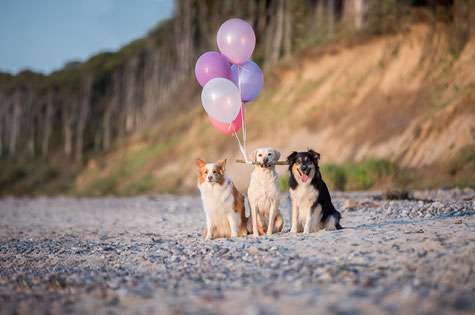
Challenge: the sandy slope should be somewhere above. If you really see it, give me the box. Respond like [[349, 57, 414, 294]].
[[0, 189, 474, 314], [73, 25, 475, 194]]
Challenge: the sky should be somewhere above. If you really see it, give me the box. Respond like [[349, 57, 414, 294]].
[[0, 0, 174, 74]]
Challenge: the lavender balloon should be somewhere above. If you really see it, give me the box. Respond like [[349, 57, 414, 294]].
[[231, 61, 264, 102], [217, 18, 256, 65], [195, 51, 231, 87]]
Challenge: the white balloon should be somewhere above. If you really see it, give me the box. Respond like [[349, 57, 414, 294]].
[[201, 78, 241, 123]]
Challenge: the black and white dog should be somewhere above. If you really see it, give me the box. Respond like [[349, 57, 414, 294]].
[[287, 150, 342, 233]]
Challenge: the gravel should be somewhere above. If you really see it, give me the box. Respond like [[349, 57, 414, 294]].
[[0, 189, 474, 315]]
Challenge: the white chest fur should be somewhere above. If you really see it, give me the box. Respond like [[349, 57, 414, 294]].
[[198, 178, 234, 221], [290, 182, 321, 231], [290, 183, 319, 209], [248, 167, 280, 211]]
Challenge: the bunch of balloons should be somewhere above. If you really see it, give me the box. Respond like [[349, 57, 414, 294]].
[[195, 18, 263, 135]]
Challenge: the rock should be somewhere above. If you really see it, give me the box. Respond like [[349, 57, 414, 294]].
[[384, 190, 413, 200], [248, 246, 259, 254], [343, 199, 358, 210], [417, 250, 428, 257]]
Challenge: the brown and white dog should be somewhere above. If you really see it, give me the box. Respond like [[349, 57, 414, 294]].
[[247, 148, 284, 236], [196, 159, 247, 240]]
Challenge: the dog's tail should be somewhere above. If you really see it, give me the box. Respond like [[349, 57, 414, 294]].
[[336, 212, 344, 230], [244, 194, 253, 234], [244, 194, 251, 218]]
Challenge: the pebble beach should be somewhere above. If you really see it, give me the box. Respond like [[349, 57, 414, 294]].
[[0, 189, 474, 314]]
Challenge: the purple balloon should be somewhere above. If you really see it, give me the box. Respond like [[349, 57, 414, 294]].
[[195, 51, 231, 87], [231, 61, 264, 102], [217, 18, 256, 65]]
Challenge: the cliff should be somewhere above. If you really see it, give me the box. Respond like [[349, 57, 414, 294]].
[[1, 0, 474, 195]]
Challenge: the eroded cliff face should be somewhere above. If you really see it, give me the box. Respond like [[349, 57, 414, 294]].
[[1, 1, 474, 195]]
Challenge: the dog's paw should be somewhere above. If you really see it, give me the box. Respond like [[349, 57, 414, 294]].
[[290, 227, 298, 234]]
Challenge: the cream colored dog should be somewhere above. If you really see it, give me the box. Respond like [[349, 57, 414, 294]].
[[247, 148, 284, 236]]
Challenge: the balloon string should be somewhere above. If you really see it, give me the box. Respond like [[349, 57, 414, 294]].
[[233, 131, 248, 162], [236, 64, 248, 162], [241, 102, 247, 153]]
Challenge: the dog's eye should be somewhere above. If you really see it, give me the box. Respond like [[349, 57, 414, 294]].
[[204, 170, 208, 174], [213, 170, 217, 174], [258, 154, 262, 157], [267, 153, 271, 156]]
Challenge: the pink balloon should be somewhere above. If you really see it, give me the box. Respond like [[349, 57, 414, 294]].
[[208, 107, 245, 135], [195, 51, 231, 87], [217, 18, 256, 65]]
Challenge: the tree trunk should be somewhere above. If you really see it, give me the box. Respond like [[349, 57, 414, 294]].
[[103, 71, 121, 150], [41, 92, 54, 156], [62, 100, 73, 157], [327, 0, 336, 37], [0, 104, 4, 157], [283, 0, 292, 57], [125, 59, 137, 133], [344, 0, 366, 30], [9, 91, 22, 156], [26, 91, 35, 157], [273, 0, 285, 62], [75, 77, 92, 162]]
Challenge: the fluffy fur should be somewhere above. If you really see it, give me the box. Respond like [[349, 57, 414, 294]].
[[247, 148, 284, 236], [196, 159, 247, 239], [287, 150, 342, 233]]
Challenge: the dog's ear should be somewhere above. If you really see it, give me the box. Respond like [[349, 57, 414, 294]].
[[196, 159, 206, 169], [272, 149, 281, 161], [250, 150, 257, 162], [308, 149, 321, 162], [287, 151, 298, 164], [216, 159, 226, 170]]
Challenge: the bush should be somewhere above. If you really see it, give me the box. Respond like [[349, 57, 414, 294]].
[[321, 159, 399, 191], [321, 164, 347, 191], [279, 175, 289, 192]]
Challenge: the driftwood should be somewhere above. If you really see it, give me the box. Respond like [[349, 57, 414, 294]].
[[235, 159, 289, 165]]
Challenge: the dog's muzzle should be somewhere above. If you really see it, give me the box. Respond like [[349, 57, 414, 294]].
[[259, 158, 273, 168], [297, 166, 311, 183], [207, 176, 218, 183]]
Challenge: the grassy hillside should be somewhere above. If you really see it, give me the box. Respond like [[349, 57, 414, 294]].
[[73, 23, 475, 195]]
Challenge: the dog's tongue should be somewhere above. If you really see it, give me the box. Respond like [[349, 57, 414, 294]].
[[301, 174, 309, 183]]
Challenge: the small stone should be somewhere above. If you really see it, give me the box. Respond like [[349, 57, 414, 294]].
[[417, 249, 428, 257], [343, 199, 358, 210], [454, 219, 463, 224], [247, 246, 259, 254]]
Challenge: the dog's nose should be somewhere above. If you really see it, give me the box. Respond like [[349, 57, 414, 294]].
[[263, 157, 268, 164], [301, 165, 308, 171], [207, 176, 213, 181]]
